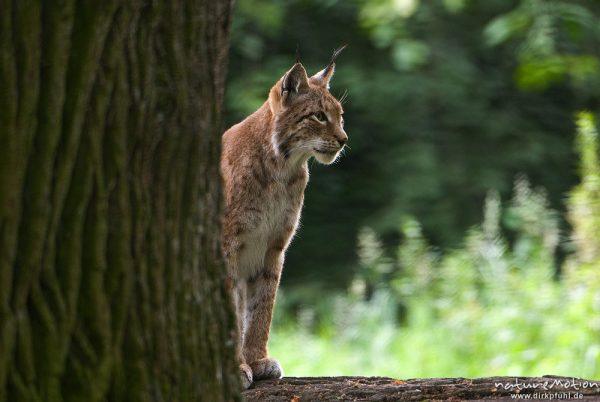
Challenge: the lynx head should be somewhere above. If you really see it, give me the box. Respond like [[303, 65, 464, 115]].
[[268, 46, 348, 165]]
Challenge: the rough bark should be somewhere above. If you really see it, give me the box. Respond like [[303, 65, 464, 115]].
[[244, 376, 600, 401], [0, 1, 239, 401]]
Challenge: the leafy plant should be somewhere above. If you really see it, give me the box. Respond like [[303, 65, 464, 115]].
[[270, 113, 600, 379]]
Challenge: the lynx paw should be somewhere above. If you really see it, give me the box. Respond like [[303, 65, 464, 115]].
[[250, 357, 283, 381], [240, 363, 253, 389]]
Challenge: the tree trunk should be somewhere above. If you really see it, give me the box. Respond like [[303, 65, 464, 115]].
[[244, 376, 600, 401], [0, 1, 239, 401]]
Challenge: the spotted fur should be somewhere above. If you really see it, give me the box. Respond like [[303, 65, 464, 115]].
[[221, 54, 348, 389]]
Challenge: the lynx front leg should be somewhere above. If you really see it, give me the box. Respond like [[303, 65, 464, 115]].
[[243, 248, 284, 381], [232, 279, 253, 388]]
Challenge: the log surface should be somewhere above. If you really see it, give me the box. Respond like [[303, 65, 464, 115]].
[[244, 376, 600, 401]]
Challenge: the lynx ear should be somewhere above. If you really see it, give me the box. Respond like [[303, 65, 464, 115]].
[[281, 63, 309, 104], [310, 44, 347, 89]]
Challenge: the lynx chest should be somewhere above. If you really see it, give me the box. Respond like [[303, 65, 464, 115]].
[[237, 174, 307, 278]]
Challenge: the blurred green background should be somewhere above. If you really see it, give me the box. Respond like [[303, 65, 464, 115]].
[[226, 0, 600, 379]]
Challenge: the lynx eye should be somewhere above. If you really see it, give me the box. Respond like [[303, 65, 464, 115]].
[[312, 111, 328, 123]]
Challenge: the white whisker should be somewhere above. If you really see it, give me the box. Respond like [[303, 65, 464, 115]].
[[339, 89, 349, 105]]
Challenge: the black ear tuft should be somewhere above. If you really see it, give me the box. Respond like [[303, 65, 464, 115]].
[[322, 44, 348, 78], [328, 44, 348, 69], [310, 44, 348, 89]]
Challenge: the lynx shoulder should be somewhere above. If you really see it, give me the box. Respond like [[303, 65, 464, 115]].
[[221, 47, 348, 389]]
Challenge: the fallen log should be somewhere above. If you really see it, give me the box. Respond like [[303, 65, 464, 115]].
[[244, 375, 600, 401]]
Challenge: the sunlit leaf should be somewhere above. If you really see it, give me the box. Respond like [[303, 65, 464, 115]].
[[391, 39, 430, 71], [515, 57, 567, 90], [484, 10, 531, 46], [443, 0, 467, 14]]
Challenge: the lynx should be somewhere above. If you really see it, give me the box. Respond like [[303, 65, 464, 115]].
[[221, 47, 348, 389]]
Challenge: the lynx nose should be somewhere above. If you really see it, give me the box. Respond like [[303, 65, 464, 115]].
[[337, 136, 348, 147]]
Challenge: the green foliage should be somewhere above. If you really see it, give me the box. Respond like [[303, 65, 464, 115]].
[[567, 112, 600, 265], [227, 0, 600, 380], [484, 0, 600, 90], [564, 111, 600, 330], [269, 113, 600, 378], [228, 0, 600, 285]]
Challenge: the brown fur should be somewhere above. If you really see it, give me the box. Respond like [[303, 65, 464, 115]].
[[221, 57, 347, 388]]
